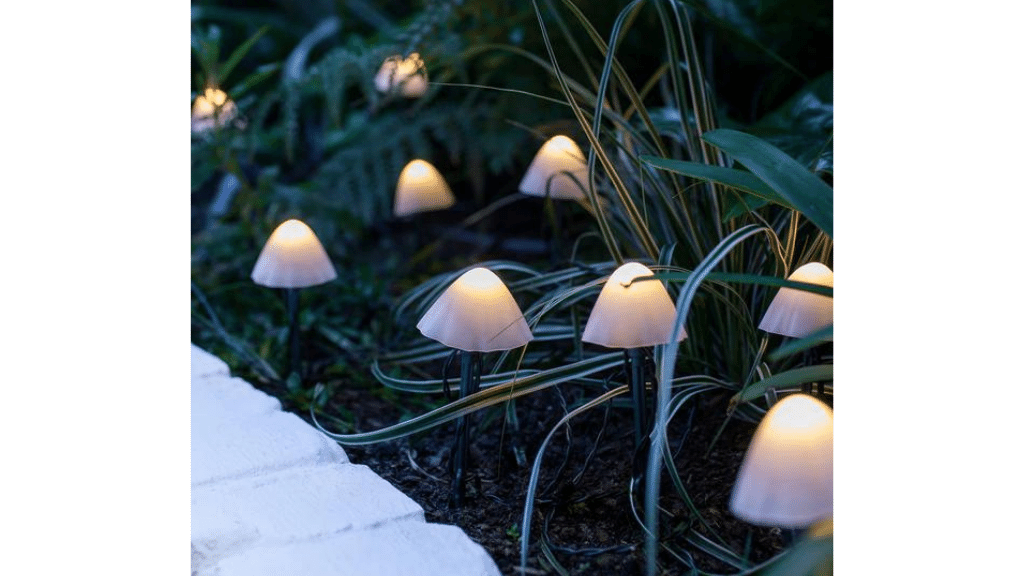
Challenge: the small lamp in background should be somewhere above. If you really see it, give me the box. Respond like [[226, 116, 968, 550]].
[[759, 262, 833, 338], [394, 159, 455, 217], [374, 53, 428, 98], [191, 87, 237, 133], [417, 267, 534, 505], [581, 262, 685, 449], [518, 135, 590, 201], [729, 393, 833, 529], [251, 219, 337, 379]]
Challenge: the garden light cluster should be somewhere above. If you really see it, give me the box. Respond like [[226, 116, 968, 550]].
[[239, 50, 834, 552]]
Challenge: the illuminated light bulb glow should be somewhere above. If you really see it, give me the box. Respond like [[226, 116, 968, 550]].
[[393, 159, 455, 217], [729, 394, 833, 528], [581, 262, 686, 349], [251, 219, 338, 288], [759, 262, 834, 338], [191, 88, 237, 133], [374, 53, 428, 98], [518, 135, 590, 200], [417, 267, 534, 352]]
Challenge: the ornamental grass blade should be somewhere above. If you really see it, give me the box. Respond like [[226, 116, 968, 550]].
[[371, 360, 541, 394], [768, 325, 834, 361], [647, 224, 773, 576], [520, 386, 628, 573], [312, 353, 622, 445], [732, 365, 833, 405], [641, 271, 833, 298], [703, 129, 833, 237]]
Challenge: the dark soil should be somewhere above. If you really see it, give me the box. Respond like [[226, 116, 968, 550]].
[[297, 378, 786, 576]]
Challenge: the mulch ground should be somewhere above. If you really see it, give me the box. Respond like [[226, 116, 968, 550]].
[[303, 380, 785, 576]]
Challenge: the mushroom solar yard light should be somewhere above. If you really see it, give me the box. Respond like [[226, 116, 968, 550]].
[[729, 393, 833, 529], [582, 262, 686, 448], [374, 53, 428, 98], [759, 262, 833, 339], [251, 219, 337, 379], [518, 135, 590, 201], [191, 87, 237, 133], [417, 267, 533, 505], [393, 159, 455, 217]]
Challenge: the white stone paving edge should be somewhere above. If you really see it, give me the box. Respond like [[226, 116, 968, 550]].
[[190, 344, 501, 576]]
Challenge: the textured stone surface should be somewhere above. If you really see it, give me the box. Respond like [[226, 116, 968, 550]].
[[190, 343, 499, 576], [192, 463, 424, 566], [191, 344, 230, 379], [215, 522, 502, 576], [191, 375, 281, 419], [191, 409, 348, 487]]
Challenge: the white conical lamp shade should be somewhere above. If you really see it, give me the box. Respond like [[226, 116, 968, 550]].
[[518, 135, 590, 200], [581, 262, 687, 349], [394, 159, 455, 217], [374, 53, 428, 98], [730, 394, 833, 528], [191, 88, 237, 133], [417, 267, 534, 352], [251, 219, 337, 288], [759, 262, 833, 338]]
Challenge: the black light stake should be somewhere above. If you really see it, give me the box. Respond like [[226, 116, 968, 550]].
[[414, 267, 535, 508], [451, 351, 482, 507], [624, 347, 648, 449], [251, 219, 338, 382], [581, 263, 687, 452], [286, 287, 301, 377]]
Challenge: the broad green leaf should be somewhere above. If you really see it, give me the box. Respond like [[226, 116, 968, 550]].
[[703, 129, 833, 237], [639, 155, 793, 210]]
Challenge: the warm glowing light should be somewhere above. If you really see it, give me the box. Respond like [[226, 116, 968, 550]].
[[758, 262, 833, 338], [251, 219, 337, 289], [581, 262, 686, 349], [191, 88, 237, 133], [729, 394, 833, 528], [374, 53, 428, 98], [518, 135, 590, 200], [417, 267, 534, 352], [393, 159, 456, 217]]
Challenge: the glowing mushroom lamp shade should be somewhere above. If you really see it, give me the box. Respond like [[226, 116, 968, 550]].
[[251, 219, 337, 378], [417, 267, 533, 505], [191, 88, 237, 133], [759, 262, 833, 338], [582, 262, 686, 448], [518, 135, 591, 201], [729, 394, 833, 529], [374, 53, 428, 98], [393, 159, 455, 217]]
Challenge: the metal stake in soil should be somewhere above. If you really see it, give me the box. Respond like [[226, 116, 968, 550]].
[[286, 287, 301, 380], [451, 351, 482, 507], [625, 348, 649, 450]]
